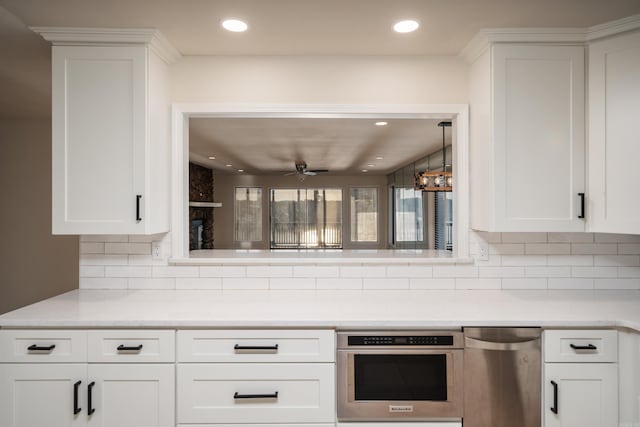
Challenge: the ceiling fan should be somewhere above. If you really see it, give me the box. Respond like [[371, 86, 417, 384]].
[[284, 161, 329, 178]]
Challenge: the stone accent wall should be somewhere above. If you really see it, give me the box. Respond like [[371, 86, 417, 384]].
[[189, 162, 214, 249]]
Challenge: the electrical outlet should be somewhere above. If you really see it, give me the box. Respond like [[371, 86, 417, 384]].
[[151, 241, 162, 260], [476, 240, 489, 261]]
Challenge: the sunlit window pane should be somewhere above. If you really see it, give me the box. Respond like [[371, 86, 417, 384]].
[[394, 187, 424, 242], [350, 188, 378, 242], [235, 187, 262, 241]]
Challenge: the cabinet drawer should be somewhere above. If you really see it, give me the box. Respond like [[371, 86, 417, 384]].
[[544, 330, 617, 363], [0, 330, 87, 363], [87, 330, 175, 362], [177, 330, 334, 362], [177, 363, 335, 423]]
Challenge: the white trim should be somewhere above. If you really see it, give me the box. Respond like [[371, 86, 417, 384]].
[[30, 27, 182, 64], [587, 14, 640, 42], [170, 103, 470, 262]]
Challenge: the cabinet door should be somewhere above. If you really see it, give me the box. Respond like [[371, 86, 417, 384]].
[[493, 44, 585, 231], [52, 45, 147, 234], [544, 363, 618, 427], [0, 364, 86, 427], [86, 364, 174, 427], [588, 31, 640, 234]]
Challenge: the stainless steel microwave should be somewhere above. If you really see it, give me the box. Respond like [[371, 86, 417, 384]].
[[337, 330, 464, 421]]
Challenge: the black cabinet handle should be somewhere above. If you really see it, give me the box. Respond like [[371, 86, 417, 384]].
[[28, 344, 55, 352], [117, 344, 143, 352], [234, 344, 279, 351], [73, 380, 82, 415], [578, 192, 585, 219], [136, 195, 142, 222], [234, 392, 279, 399], [570, 343, 597, 351], [550, 380, 558, 414], [88, 381, 96, 415]]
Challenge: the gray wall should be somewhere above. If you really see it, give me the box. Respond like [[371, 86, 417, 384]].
[[0, 119, 78, 314]]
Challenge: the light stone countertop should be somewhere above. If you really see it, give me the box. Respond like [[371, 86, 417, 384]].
[[1, 289, 639, 331]]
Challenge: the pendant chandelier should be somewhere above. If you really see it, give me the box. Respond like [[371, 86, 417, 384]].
[[414, 121, 452, 192]]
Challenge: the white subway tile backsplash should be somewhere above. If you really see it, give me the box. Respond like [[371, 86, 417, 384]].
[[293, 266, 339, 278], [79, 266, 105, 278], [80, 277, 127, 290], [364, 278, 409, 290], [200, 266, 246, 277], [340, 266, 386, 278], [502, 233, 547, 243], [247, 266, 292, 278], [618, 267, 640, 278], [176, 277, 222, 290], [594, 255, 640, 266], [80, 242, 105, 254], [409, 278, 455, 290], [386, 265, 433, 278], [128, 255, 167, 266], [547, 255, 593, 266], [455, 278, 501, 290], [128, 278, 175, 290], [619, 244, 640, 255], [548, 278, 594, 290], [479, 267, 525, 278], [105, 242, 151, 255], [152, 266, 199, 278], [595, 278, 640, 290], [548, 233, 594, 243], [571, 243, 617, 255], [474, 255, 502, 266], [317, 278, 362, 290], [473, 231, 502, 243], [501, 255, 546, 266], [105, 266, 152, 278], [222, 278, 269, 290], [80, 254, 128, 266], [594, 233, 640, 243], [433, 266, 478, 278], [502, 278, 547, 290], [525, 266, 571, 278], [80, 235, 128, 243], [571, 266, 618, 278], [525, 244, 571, 255], [489, 244, 525, 255], [269, 278, 316, 290]]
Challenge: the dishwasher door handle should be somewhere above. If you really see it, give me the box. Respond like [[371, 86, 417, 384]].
[[465, 336, 540, 351]]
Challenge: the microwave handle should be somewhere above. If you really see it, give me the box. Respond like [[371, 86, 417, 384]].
[[465, 336, 539, 351]]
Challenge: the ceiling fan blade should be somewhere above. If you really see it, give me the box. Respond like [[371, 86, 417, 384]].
[[284, 171, 297, 176], [304, 171, 317, 176], [308, 169, 329, 173]]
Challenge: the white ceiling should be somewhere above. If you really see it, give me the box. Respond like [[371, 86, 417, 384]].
[[189, 117, 450, 176]]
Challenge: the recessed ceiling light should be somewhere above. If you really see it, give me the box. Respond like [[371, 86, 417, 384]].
[[393, 20, 419, 33], [367, 164, 375, 167], [361, 169, 369, 173], [375, 121, 388, 126], [208, 156, 216, 160], [376, 156, 384, 160], [222, 19, 248, 32], [225, 164, 233, 167], [237, 169, 244, 173]]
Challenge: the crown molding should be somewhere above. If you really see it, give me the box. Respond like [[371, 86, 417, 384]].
[[587, 14, 640, 42], [30, 27, 182, 64]]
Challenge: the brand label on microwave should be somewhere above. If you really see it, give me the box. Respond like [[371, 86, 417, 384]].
[[389, 405, 414, 413]]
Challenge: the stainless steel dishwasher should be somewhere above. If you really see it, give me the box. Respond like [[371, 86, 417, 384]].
[[463, 327, 541, 427]]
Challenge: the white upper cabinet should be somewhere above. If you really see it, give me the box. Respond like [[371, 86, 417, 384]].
[[469, 43, 586, 232], [588, 30, 640, 234], [35, 28, 179, 235]]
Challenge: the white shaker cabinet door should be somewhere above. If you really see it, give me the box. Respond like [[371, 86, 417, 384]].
[[0, 364, 87, 427], [52, 45, 147, 234], [85, 364, 174, 427], [544, 363, 618, 427], [588, 31, 640, 234]]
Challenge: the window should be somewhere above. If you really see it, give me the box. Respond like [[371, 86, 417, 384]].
[[270, 188, 342, 249], [235, 187, 262, 241], [350, 188, 378, 242], [392, 186, 425, 246]]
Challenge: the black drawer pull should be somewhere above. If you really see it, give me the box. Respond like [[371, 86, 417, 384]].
[[117, 344, 143, 352], [578, 192, 585, 219], [73, 380, 82, 415], [234, 392, 279, 399], [28, 344, 56, 352], [88, 381, 96, 415], [570, 343, 597, 351], [550, 380, 558, 414], [136, 195, 142, 222], [234, 344, 279, 351]]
